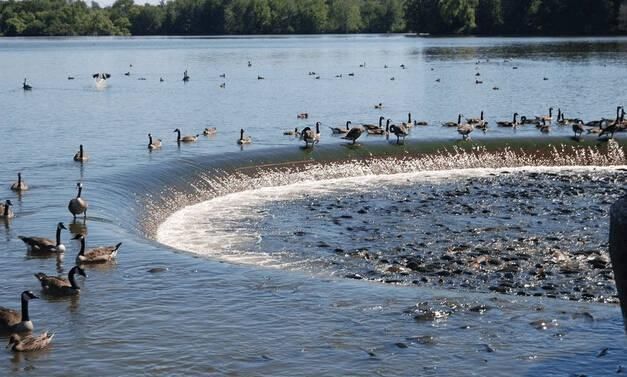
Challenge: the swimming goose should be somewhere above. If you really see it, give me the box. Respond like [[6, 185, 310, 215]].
[[1, 199, 14, 219], [203, 127, 217, 136], [442, 114, 462, 128], [18, 222, 67, 253], [10, 173, 28, 192], [237, 129, 252, 145], [22, 78, 32, 91], [34, 265, 87, 296], [535, 107, 553, 122], [374, 103, 383, 109], [401, 113, 414, 129], [7, 332, 54, 352], [342, 126, 363, 145], [182, 70, 190, 82], [73, 234, 122, 264], [0, 291, 39, 333], [497, 113, 519, 128], [538, 118, 550, 133], [572, 120, 585, 138], [297, 113, 309, 119], [284, 127, 300, 136], [367, 118, 386, 135], [174, 129, 198, 143], [148, 133, 162, 150], [466, 111, 486, 126], [389, 123, 409, 144], [73, 145, 89, 162], [409, 112, 428, 126], [68, 182, 88, 220], [363, 116, 385, 131], [330, 121, 351, 135]]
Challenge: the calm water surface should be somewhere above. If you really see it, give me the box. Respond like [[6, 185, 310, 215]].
[[0, 36, 626, 376]]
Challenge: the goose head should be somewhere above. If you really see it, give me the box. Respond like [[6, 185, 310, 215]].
[[72, 234, 85, 241], [5, 199, 12, 207], [21, 290, 38, 302], [57, 222, 67, 231]]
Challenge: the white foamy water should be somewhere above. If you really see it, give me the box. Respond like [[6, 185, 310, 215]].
[[157, 164, 627, 266]]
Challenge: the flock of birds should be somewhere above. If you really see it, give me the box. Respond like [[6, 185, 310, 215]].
[[1, 150, 124, 352], [7, 59, 627, 353]]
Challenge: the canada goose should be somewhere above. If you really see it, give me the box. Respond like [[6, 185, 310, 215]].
[[297, 113, 309, 119], [10, 172, 28, 192], [466, 111, 484, 125], [599, 121, 618, 140], [411, 112, 428, 126], [182, 70, 190, 82], [203, 127, 217, 136], [34, 265, 87, 296], [219, 73, 226, 78], [73, 234, 122, 264], [366, 118, 386, 135], [18, 222, 67, 253], [73, 145, 88, 162], [219, 83, 225, 88], [22, 78, 32, 91], [497, 113, 519, 128], [124, 71, 130, 76], [401, 113, 414, 129], [538, 118, 550, 133], [330, 121, 351, 135], [314, 122, 321, 144], [257, 76, 264, 80], [342, 126, 363, 145], [535, 107, 553, 122], [518, 115, 539, 125], [174, 129, 198, 143], [443, 114, 462, 128], [284, 127, 299, 136], [389, 123, 409, 144], [68, 183, 88, 220], [0, 199, 14, 219], [0, 291, 38, 333], [457, 123, 474, 140], [148, 133, 162, 150], [67, 76, 75, 80], [363, 116, 385, 132], [248, 61, 252, 67], [301, 124, 318, 148], [238, 129, 252, 145], [7, 332, 54, 352], [572, 120, 585, 138], [160, 77, 164, 82], [374, 103, 383, 109]]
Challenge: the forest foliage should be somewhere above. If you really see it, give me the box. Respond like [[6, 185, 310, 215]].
[[0, 0, 624, 36]]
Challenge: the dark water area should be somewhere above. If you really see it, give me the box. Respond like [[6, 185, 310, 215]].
[[1, 36, 627, 375]]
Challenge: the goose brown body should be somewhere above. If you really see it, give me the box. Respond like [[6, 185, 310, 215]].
[[7, 332, 54, 352]]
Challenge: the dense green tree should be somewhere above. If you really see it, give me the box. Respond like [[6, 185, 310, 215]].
[[0, 0, 624, 36]]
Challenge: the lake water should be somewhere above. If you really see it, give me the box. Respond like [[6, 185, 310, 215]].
[[0, 35, 626, 375]]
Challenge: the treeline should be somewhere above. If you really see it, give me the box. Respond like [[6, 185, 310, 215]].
[[0, 0, 625, 36]]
